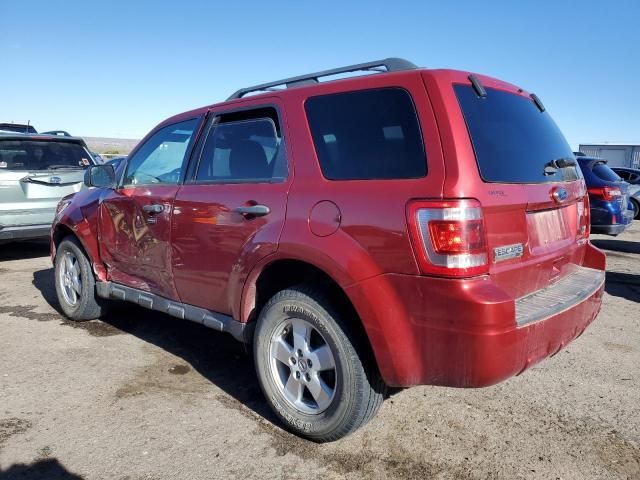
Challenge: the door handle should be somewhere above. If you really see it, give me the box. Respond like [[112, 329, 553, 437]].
[[234, 204, 270, 217], [143, 204, 164, 214]]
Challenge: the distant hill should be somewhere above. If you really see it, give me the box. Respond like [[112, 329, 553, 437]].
[[83, 137, 140, 155]]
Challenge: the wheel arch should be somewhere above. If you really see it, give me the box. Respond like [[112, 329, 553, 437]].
[[241, 257, 382, 376], [630, 196, 640, 219], [52, 221, 107, 281]]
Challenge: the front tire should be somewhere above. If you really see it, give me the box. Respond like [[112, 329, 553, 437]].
[[54, 236, 108, 321], [631, 198, 640, 220], [253, 285, 385, 442]]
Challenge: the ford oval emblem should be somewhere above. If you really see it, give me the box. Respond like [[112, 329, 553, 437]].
[[50, 176, 62, 184], [551, 186, 568, 203]]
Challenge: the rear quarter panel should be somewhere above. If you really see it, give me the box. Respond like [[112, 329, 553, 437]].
[[277, 70, 446, 282]]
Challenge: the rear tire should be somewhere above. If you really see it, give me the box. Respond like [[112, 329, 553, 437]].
[[631, 198, 640, 220], [54, 236, 108, 321], [253, 285, 385, 442]]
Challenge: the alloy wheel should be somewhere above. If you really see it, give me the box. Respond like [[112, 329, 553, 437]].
[[59, 251, 82, 306], [269, 318, 337, 414]]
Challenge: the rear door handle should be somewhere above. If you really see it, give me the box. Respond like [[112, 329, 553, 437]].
[[143, 204, 164, 214], [234, 204, 270, 217]]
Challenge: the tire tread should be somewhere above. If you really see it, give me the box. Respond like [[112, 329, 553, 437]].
[[257, 284, 385, 442]]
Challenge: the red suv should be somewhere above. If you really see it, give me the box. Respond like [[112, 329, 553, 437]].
[[51, 58, 606, 442]]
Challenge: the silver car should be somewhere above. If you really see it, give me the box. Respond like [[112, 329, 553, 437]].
[[0, 134, 94, 243]]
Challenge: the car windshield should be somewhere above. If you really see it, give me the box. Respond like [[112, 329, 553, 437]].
[[455, 85, 579, 184], [0, 140, 92, 171]]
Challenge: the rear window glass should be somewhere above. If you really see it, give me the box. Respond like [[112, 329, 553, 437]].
[[0, 141, 92, 171], [305, 88, 426, 180], [455, 85, 578, 184], [592, 163, 622, 182]]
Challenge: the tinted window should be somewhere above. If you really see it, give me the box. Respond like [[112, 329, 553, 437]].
[[196, 108, 286, 183], [615, 170, 630, 180], [0, 140, 92, 171], [0, 124, 37, 134], [305, 88, 426, 180], [455, 85, 578, 184], [592, 163, 622, 182], [124, 119, 197, 186]]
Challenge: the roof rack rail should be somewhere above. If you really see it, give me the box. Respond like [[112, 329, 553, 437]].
[[226, 57, 418, 101]]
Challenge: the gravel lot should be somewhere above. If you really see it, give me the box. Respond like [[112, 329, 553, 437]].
[[1, 225, 639, 480]]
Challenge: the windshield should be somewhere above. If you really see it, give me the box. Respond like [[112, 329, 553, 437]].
[[0, 140, 92, 171], [455, 85, 579, 184]]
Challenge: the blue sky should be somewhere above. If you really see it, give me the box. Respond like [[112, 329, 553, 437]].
[[1, 0, 638, 148]]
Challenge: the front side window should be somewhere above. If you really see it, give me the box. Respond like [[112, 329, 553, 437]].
[[196, 107, 286, 183], [305, 88, 427, 180], [124, 118, 198, 186]]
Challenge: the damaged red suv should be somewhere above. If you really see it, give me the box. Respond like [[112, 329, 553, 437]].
[[51, 58, 606, 441]]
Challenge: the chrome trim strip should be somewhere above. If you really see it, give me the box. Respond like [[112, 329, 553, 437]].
[[515, 266, 605, 327], [96, 282, 250, 342]]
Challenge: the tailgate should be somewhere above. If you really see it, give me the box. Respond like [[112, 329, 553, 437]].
[[450, 78, 592, 299], [0, 171, 83, 226], [482, 181, 589, 298]]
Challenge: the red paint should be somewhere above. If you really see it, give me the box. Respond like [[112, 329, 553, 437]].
[[52, 65, 606, 388]]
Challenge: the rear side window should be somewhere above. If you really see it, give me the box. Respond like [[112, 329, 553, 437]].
[[305, 88, 427, 180], [455, 85, 578, 184]]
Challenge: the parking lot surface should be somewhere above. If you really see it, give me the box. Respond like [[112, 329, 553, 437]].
[[1, 225, 639, 480]]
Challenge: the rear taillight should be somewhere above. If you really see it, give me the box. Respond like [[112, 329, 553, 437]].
[[407, 199, 489, 277], [576, 195, 590, 240], [587, 186, 622, 201]]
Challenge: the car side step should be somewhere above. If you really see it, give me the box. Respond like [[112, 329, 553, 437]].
[[95, 282, 251, 342]]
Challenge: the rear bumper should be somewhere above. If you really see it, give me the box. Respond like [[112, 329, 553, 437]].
[[0, 224, 51, 242], [590, 203, 634, 235], [591, 224, 628, 235], [346, 243, 606, 388]]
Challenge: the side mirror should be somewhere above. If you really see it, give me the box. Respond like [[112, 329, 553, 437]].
[[84, 164, 116, 188]]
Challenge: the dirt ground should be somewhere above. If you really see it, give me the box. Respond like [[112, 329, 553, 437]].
[[1, 225, 639, 480]]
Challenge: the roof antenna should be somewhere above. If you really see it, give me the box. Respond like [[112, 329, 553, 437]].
[[27, 120, 31, 134]]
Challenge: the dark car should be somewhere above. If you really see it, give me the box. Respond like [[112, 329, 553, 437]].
[[612, 167, 640, 184], [577, 156, 634, 234], [104, 155, 127, 170], [0, 123, 38, 134], [51, 58, 605, 441], [611, 167, 640, 218]]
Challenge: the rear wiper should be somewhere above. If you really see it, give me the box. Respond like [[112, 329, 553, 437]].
[[543, 157, 577, 176], [47, 165, 83, 170]]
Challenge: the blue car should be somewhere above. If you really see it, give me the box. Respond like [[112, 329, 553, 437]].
[[576, 156, 634, 235]]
